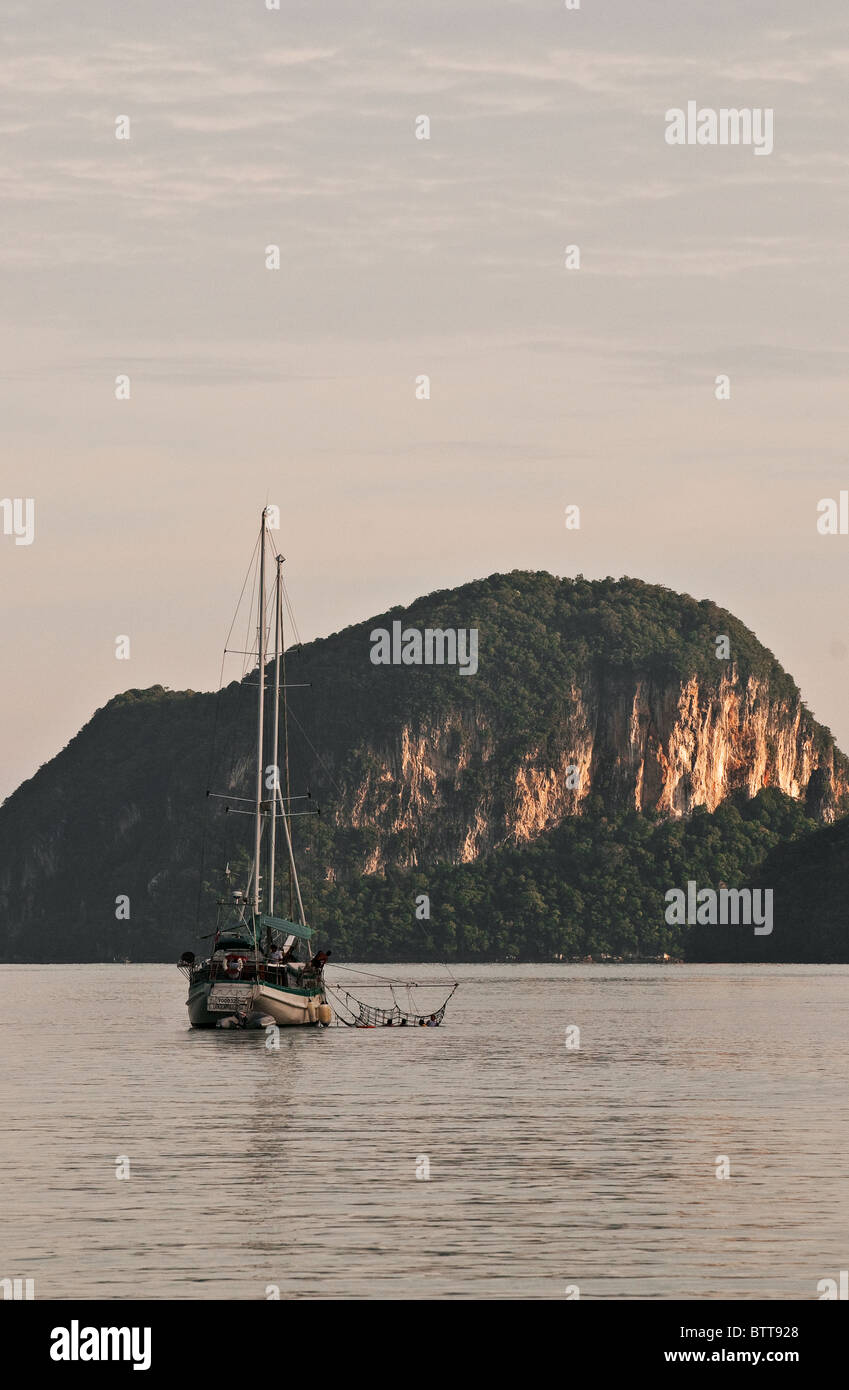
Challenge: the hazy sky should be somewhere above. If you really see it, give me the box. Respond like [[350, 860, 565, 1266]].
[[2, 0, 849, 801]]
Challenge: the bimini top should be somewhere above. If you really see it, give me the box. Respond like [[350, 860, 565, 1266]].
[[258, 913, 314, 943]]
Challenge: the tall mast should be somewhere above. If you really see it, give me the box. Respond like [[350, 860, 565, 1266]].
[[253, 508, 267, 916], [268, 553, 283, 915]]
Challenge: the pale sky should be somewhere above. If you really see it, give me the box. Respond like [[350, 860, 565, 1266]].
[[2, 1, 849, 801]]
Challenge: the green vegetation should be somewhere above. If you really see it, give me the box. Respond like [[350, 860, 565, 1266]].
[[298, 788, 822, 962], [0, 571, 845, 962], [299, 570, 809, 749], [690, 808, 849, 963]]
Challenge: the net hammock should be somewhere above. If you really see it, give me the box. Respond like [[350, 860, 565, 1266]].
[[328, 983, 456, 1028]]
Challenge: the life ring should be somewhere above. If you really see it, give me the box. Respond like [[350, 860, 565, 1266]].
[[225, 954, 246, 978]]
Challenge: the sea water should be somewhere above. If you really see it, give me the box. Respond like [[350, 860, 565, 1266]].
[[0, 963, 846, 1300]]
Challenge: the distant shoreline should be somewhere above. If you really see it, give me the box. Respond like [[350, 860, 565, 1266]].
[[2, 956, 848, 967]]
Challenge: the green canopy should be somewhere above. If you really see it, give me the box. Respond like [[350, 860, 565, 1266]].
[[258, 913, 314, 943]]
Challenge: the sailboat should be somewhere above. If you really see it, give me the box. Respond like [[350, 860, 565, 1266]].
[[178, 508, 332, 1030]]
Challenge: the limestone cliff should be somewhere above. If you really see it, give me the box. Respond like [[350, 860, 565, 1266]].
[[335, 667, 847, 874], [0, 570, 845, 960]]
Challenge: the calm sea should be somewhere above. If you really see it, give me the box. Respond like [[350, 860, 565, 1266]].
[[1, 963, 846, 1300]]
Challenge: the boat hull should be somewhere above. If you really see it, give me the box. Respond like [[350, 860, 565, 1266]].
[[186, 977, 326, 1029]]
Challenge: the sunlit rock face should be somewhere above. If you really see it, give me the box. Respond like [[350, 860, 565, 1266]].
[[335, 668, 848, 873], [1, 570, 846, 957]]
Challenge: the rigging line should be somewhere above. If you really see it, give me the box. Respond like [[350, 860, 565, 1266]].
[[278, 575, 295, 919], [252, 530, 278, 694], [244, 523, 277, 686], [241, 550, 259, 682], [262, 569, 341, 817], [218, 542, 264, 782], [284, 702, 346, 800], [202, 647, 231, 803], [223, 531, 261, 656], [328, 961, 432, 986], [324, 986, 357, 1025], [262, 563, 276, 631], [280, 578, 302, 649], [196, 676, 228, 936], [197, 539, 259, 935]]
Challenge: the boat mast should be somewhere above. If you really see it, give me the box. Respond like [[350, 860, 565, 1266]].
[[253, 508, 267, 917], [268, 553, 283, 915]]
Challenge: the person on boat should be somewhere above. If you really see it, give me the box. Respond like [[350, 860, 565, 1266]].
[[269, 945, 284, 964], [309, 949, 331, 971], [426, 1014, 438, 1027], [399, 1018, 408, 1026]]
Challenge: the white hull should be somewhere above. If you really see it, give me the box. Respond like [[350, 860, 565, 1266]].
[[187, 977, 328, 1028], [252, 981, 324, 1026]]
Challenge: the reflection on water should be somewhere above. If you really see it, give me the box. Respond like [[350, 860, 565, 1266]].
[[0, 963, 846, 1300]]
